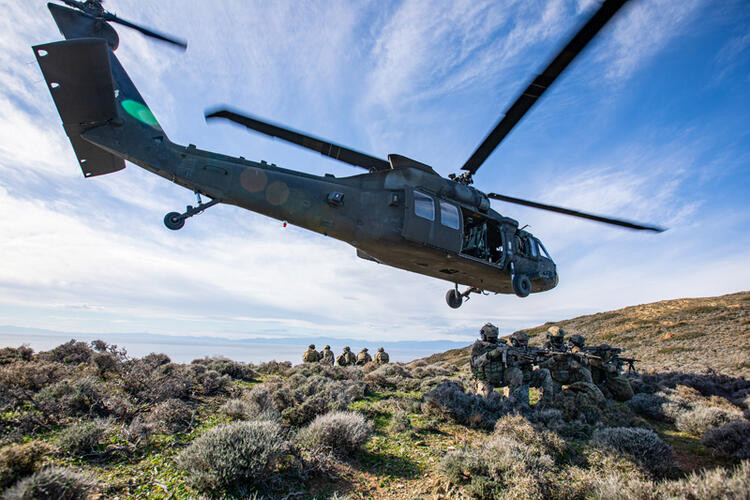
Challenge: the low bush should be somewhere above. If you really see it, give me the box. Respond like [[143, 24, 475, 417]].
[[145, 399, 194, 433], [364, 364, 412, 390], [191, 357, 258, 382], [38, 340, 93, 365], [423, 381, 514, 429], [591, 427, 676, 478], [439, 434, 556, 498], [594, 459, 750, 500], [120, 360, 193, 403], [260, 374, 366, 426], [254, 360, 292, 376], [388, 409, 411, 434], [297, 411, 372, 457], [701, 421, 750, 459], [493, 414, 568, 461], [0, 345, 33, 364], [627, 393, 671, 421], [177, 420, 291, 492], [675, 404, 742, 436], [0, 441, 51, 490], [196, 369, 230, 395], [57, 419, 109, 456], [36, 376, 108, 419], [3, 467, 96, 500]]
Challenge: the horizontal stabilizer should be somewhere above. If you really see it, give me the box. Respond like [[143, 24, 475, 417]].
[[34, 38, 125, 177]]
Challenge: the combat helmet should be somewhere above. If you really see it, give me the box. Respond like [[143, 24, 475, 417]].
[[343, 346, 350, 351], [547, 326, 565, 338], [361, 347, 368, 352], [308, 344, 316, 350], [510, 330, 529, 347], [480, 322, 499, 341], [569, 334, 585, 348], [378, 347, 384, 352], [324, 345, 330, 350]]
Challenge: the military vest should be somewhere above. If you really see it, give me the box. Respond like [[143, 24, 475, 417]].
[[470, 340, 505, 385], [375, 351, 389, 364], [302, 349, 320, 362]]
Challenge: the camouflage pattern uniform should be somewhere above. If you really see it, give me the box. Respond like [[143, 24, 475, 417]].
[[356, 348, 372, 366], [540, 327, 594, 392], [302, 344, 321, 363], [505, 331, 553, 405], [336, 346, 356, 366], [320, 345, 334, 365], [584, 341, 634, 401], [374, 347, 389, 365], [470, 323, 506, 397]]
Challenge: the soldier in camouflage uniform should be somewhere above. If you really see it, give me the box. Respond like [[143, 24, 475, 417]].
[[505, 331, 554, 405], [544, 326, 567, 351], [469, 323, 506, 397], [577, 338, 634, 401], [320, 345, 334, 365], [356, 347, 372, 366], [302, 344, 321, 363], [374, 347, 389, 365], [336, 346, 356, 366]]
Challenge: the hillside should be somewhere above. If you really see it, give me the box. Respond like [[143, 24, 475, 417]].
[[423, 291, 750, 378], [0, 292, 748, 499]]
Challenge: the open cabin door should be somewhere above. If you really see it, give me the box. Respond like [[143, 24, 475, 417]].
[[401, 189, 462, 253]]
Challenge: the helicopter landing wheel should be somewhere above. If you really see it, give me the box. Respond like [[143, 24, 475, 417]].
[[446, 288, 463, 309], [164, 212, 185, 230], [512, 274, 531, 298]]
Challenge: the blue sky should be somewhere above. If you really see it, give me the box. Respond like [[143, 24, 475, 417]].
[[0, 0, 748, 344]]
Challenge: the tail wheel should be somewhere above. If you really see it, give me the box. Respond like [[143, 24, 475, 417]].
[[446, 289, 463, 309], [164, 212, 185, 230], [512, 274, 531, 297]]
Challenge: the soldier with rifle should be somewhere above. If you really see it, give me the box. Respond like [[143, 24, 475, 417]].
[[575, 337, 635, 401], [505, 331, 554, 405], [469, 323, 506, 397]]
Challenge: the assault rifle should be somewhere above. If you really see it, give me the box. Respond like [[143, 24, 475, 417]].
[[582, 345, 638, 373]]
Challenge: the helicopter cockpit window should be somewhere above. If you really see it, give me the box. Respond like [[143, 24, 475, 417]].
[[536, 238, 552, 260], [439, 201, 459, 230], [413, 190, 435, 221], [528, 238, 539, 258]]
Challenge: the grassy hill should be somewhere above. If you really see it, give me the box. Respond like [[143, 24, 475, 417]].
[[0, 292, 748, 499], [423, 291, 750, 378]]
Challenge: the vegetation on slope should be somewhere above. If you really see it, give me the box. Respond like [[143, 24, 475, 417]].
[[0, 291, 748, 498]]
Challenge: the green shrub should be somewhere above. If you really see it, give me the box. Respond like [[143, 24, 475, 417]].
[[423, 381, 514, 429], [3, 467, 96, 500], [196, 369, 230, 395], [253, 360, 292, 376], [177, 420, 291, 492], [57, 420, 108, 456], [364, 364, 412, 390], [701, 421, 750, 459], [145, 399, 194, 433], [591, 427, 675, 478], [297, 411, 372, 457], [0, 441, 51, 490], [675, 404, 742, 436], [493, 414, 568, 461]]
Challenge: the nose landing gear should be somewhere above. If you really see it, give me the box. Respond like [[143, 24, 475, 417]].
[[164, 191, 221, 230], [445, 284, 484, 309]]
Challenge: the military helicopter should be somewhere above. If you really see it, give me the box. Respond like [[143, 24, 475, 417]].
[[34, 0, 663, 309]]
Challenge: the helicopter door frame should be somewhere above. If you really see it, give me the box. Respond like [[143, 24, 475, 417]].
[[401, 190, 462, 252]]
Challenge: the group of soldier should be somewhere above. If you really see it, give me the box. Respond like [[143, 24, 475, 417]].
[[302, 344, 390, 366], [470, 323, 636, 405]]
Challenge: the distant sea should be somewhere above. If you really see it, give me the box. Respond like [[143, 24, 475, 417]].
[[0, 328, 470, 365]]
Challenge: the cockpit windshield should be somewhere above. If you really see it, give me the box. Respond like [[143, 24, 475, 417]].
[[536, 238, 552, 260]]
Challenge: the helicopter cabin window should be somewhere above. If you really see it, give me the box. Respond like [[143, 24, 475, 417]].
[[413, 190, 434, 221], [536, 238, 552, 260], [528, 238, 539, 258], [439, 201, 460, 230]]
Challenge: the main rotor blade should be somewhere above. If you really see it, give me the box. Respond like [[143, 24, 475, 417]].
[[206, 108, 392, 172], [486, 192, 665, 232], [461, 0, 631, 175], [103, 13, 187, 50]]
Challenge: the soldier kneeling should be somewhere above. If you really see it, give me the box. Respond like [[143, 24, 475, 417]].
[[374, 347, 389, 365], [302, 344, 321, 363], [505, 331, 553, 406], [320, 345, 334, 365], [336, 346, 356, 366], [356, 347, 372, 366]]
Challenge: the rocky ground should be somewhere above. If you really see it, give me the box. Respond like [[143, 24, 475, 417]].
[[0, 291, 748, 499]]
